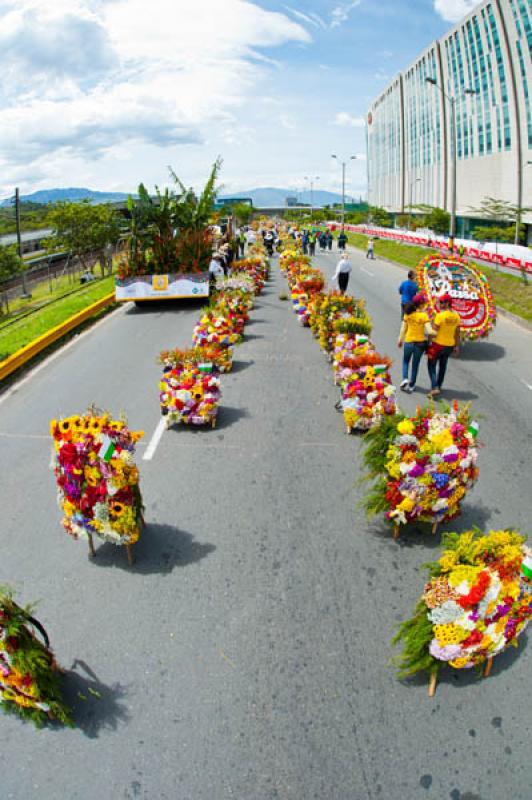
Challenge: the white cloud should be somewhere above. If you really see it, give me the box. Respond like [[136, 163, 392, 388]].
[[330, 1, 362, 28], [0, 0, 310, 193], [285, 6, 327, 29], [433, 0, 479, 23], [334, 112, 365, 128]]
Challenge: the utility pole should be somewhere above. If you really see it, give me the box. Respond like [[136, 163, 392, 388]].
[[14, 187, 31, 298], [331, 155, 357, 231]]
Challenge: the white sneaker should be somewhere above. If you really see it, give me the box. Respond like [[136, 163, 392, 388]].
[[400, 379, 409, 389], [405, 384, 415, 393]]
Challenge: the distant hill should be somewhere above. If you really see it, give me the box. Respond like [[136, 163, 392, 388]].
[[0, 188, 131, 207], [219, 187, 346, 207]]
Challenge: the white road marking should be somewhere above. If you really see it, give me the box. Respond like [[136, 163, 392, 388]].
[[0, 431, 48, 440], [143, 418, 166, 461], [0, 303, 127, 407], [520, 379, 532, 391], [361, 267, 374, 277]]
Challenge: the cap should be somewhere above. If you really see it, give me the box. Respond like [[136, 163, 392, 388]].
[[439, 293, 452, 304], [412, 293, 427, 306]]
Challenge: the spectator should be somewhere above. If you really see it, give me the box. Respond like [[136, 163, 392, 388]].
[[337, 231, 348, 250], [398, 270, 418, 317], [426, 294, 461, 398], [332, 254, 352, 295], [366, 237, 375, 260], [326, 230, 333, 251]]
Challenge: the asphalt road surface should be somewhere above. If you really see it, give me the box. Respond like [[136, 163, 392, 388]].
[[0, 249, 531, 800]]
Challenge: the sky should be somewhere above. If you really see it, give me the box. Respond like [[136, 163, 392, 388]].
[[0, 0, 480, 199]]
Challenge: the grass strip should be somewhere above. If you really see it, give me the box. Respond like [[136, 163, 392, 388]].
[[0, 276, 116, 361], [344, 231, 532, 323]]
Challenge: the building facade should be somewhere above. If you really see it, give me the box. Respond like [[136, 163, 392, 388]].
[[367, 0, 532, 237]]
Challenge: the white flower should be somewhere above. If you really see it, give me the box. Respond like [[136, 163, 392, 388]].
[[429, 600, 464, 624]]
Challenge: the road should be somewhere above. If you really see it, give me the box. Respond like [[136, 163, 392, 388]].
[[0, 248, 531, 800]]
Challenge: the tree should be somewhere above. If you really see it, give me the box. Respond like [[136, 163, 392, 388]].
[[0, 244, 21, 281], [424, 207, 450, 234], [367, 206, 391, 227], [46, 201, 121, 276], [231, 203, 253, 226], [472, 225, 519, 244]]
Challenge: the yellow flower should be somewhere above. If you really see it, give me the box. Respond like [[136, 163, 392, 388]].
[[397, 419, 414, 435], [448, 565, 482, 588], [448, 657, 471, 669], [49, 418, 58, 436], [430, 430, 454, 451], [434, 623, 470, 645], [398, 496, 415, 512], [439, 551, 459, 572], [385, 460, 401, 479], [62, 500, 76, 517]]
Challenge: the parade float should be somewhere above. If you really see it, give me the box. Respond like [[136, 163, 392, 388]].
[[339, 351, 397, 433], [0, 588, 72, 726], [361, 402, 479, 539], [158, 348, 222, 429], [416, 255, 496, 340], [393, 529, 532, 696], [50, 410, 144, 564], [115, 161, 221, 303]]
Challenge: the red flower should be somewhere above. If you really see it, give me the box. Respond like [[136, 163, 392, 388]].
[[461, 629, 483, 649], [457, 571, 490, 609]]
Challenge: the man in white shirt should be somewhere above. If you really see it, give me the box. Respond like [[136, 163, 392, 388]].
[[332, 255, 352, 295], [246, 229, 256, 245], [209, 255, 225, 280]]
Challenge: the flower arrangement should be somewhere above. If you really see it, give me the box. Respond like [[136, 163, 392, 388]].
[[192, 308, 243, 347], [231, 255, 268, 294], [393, 529, 532, 692], [340, 352, 397, 432], [309, 292, 372, 353], [332, 333, 373, 384], [160, 345, 233, 373], [361, 402, 479, 534], [416, 255, 496, 340], [50, 411, 144, 547], [0, 588, 72, 727], [158, 353, 221, 427]]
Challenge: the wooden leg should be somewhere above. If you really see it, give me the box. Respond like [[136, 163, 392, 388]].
[[431, 522, 439, 535], [126, 544, 135, 566], [393, 525, 400, 541], [483, 656, 493, 678], [211, 417, 217, 429], [428, 671, 438, 697], [88, 534, 96, 557]]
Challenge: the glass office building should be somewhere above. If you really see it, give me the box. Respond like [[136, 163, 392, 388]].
[[367, 0, 532, 238]]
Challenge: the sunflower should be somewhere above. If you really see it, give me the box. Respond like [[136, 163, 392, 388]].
[[109, 501, 126, 518], [59, 419, 72, 435]]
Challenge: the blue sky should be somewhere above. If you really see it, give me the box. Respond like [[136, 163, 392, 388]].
[[0, 0, 478, 198]]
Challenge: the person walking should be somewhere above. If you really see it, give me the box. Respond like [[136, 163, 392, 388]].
[[398, 270, 418, 317], [366, 237, 375, 259], [319, 231, 327, 252], [332, 254, 352, 295], [302, 230, 309, 255], [426, 294, 461, 397], [246, 228, 256, 247], [308, 231, 317, 256], [326, 230, 333, 251], [238, 229, 246, 257], [397, 294, 430, 393], [337, 230, 347, 251]]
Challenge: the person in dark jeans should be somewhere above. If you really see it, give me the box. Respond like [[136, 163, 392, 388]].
[[326, 231, 333, 250], [397, 295, 430, 392], [427, 294, 461, 397], [337, 231, 347, 250], [332, 255, 351, 295]]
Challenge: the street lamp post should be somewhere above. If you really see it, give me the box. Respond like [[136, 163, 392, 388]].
[[304, 176, 320, 216], [425, 78, 477, 247], [331, 154, 357, 231], [408, 177, 421, 229]]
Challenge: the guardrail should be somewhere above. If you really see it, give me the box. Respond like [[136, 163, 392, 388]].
[[328, 223, 532, 275], [0, 292, 116, 383]]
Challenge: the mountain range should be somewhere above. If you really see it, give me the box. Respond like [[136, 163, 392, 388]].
[[1, 186, 351, 208], [0, 188, 130, 206]]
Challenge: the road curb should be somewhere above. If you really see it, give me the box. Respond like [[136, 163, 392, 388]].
[[0, 292, 116, 383], [347, 246, 532, 335]]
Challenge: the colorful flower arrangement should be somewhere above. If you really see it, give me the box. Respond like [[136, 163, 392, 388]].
[[50, 411, 144, 546], [361, 402, 479, 532], [231, 254, 268, 294], [416, 255, 496, 340], [340, 352, 397, 432], [393, 529, 532, 687], [158, 351, 221, 428], [310, 292, 373, 354], [0, 588, 72, 727], [332, 333, 373, 384], [192, 308, 243, 347]]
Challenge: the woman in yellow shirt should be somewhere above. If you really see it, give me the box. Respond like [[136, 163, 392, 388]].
[[427, 293, 461, 397], [397, 295, 430, 393]]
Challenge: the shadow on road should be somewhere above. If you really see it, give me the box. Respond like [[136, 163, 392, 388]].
[[125, 299, 207, 315], [230, 359, 254, 374], [459, 341, 506, 361], [367, 502, 492, 549], [63, 659, 130, 739], [216, 406, 250, 430], [88, 523, 216, 574], [440, 388, 479, 401]]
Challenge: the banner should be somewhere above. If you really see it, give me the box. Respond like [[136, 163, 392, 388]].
[[115, 273, 209, 301]]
